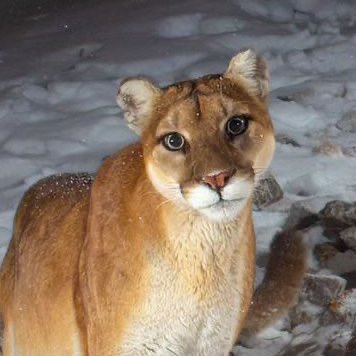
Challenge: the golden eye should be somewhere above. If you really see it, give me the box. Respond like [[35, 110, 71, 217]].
[[226, 116, 249, 137], [162, 132, 185, 151]]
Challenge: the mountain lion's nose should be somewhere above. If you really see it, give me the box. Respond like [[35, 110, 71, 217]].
[[202, 170, 234, 190]]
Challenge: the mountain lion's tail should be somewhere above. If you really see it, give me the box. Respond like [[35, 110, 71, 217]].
[[241, 229, 307, 342]]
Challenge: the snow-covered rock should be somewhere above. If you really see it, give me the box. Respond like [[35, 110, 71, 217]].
[[337, 110, 356, 133]]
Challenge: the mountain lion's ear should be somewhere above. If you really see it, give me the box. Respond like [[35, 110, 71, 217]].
[[117, 78, 161, 135], [224, 49, 269, 98]]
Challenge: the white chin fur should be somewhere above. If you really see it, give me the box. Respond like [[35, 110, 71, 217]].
[[185, 185, 220, 209], [199, 199, 247, 222]]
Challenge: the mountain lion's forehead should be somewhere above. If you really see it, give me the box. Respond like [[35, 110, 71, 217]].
[[162, 74, 249, 101], [153, 75, 272, 129]]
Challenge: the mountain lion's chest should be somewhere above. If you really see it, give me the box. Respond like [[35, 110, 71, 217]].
[[119, 246, 247, 356]]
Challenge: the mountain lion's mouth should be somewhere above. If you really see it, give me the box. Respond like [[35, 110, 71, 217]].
[[199, 197, 245, 210]]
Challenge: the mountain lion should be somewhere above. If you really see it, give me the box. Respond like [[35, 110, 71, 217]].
[[0, 49, 306, 355]]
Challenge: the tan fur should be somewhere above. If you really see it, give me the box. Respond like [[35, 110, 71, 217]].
[[0, 50, 280, 355]]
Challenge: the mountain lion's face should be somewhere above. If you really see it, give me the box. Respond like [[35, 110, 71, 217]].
[[118, 50, 275, 221]]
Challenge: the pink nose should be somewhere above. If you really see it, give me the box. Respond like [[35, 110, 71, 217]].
[[202, 170, 234, 190]]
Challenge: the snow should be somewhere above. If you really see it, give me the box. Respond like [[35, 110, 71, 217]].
[[1, 0, 356, 354]]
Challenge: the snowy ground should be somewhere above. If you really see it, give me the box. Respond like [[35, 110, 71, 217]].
[[1, 0, 356, 354]]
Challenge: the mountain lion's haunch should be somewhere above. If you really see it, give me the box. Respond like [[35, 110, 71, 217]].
[[0, 50, 305, 355]]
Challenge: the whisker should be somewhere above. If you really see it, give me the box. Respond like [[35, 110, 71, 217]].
[[154, 196, 182, 212], [155, 199, 172, 211]]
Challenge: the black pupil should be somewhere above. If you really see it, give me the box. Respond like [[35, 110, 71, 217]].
[[166, 134, 183, 149], [228, 117, 246, 135]]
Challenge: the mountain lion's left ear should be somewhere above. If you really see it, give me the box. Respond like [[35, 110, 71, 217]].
[[224, 49, 269, 98], [117, 78, 161, 135]]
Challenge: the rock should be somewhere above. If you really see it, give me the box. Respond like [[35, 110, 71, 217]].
[[290, 274, 348, 334], [301, 273, 346, 307], [277, 95, 294, 102], [322, 250, 356, 275], [253, 172, 283, 210], [313, 140, 344, 158], [314, 243, 339, 265], [275, 133, 301, 147], [290, 300, 323, 327], [320, 200, 356, 226], [343, 146, 356, 157], [324, 340, 348, 356], [319, 200, 356, 239], [341, 271, 356, 289], [284, 200, 320, 229], [329, 289, 356, 328], [340, 227, 356, 252], [278, 341, 320, 356], [337, 110, 356, 133], [345, 329, 356, 355]]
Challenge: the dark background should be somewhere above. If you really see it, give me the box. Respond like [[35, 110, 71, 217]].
[[0, 0, 96, 27]]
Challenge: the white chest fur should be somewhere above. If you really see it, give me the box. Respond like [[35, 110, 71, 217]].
[[119, 217, 250, 356]]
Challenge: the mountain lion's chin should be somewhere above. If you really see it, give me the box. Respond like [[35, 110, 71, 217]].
[[197, 198, 247, 222]]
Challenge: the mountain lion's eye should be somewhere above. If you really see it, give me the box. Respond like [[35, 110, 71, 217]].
[[162, 133, 185, 151], [226, 116, 249, 137]]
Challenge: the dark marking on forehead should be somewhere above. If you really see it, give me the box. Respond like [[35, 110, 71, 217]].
[[163, 74, 223, 97], [192, 91, 202, 120], [163, 73, 253, 103]]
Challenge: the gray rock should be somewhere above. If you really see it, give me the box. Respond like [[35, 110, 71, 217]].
[[329, 289, 356, 329], [324, 339, 349, 355], [345, 329, 356, 355], [275, 133, 301, 147], [253, 173, 284, 210], [337, 110, 356, 133], [343, 146, 356, 157], [322, 250, 356, 275], [314, 243, 340, 265], [320, 200, 356, 225], [290, 299, 323, 327], [313, 140, 344, 158], [290, 273, 347, 330], [278, 342, 320, 356], [340, 227, 356, 252], [301, 273, 346, 307], [284, 200, 319, 229], [319, 200, 356, 239]]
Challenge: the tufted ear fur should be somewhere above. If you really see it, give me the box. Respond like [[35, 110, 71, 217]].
[[117, 78, 161, 135], [224, 49, 269, 98]]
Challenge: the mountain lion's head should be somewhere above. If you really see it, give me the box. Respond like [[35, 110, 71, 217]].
[[117, 50, 275, 221]]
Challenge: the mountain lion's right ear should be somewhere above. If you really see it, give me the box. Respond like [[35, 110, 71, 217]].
[[117, 78, 161, 135]]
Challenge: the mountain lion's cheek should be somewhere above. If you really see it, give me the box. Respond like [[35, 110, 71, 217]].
[[253, 131, 275, 175], [221, 176, 254, 201], [146, 161, 185, 203], [148, 147, 187, 182]]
